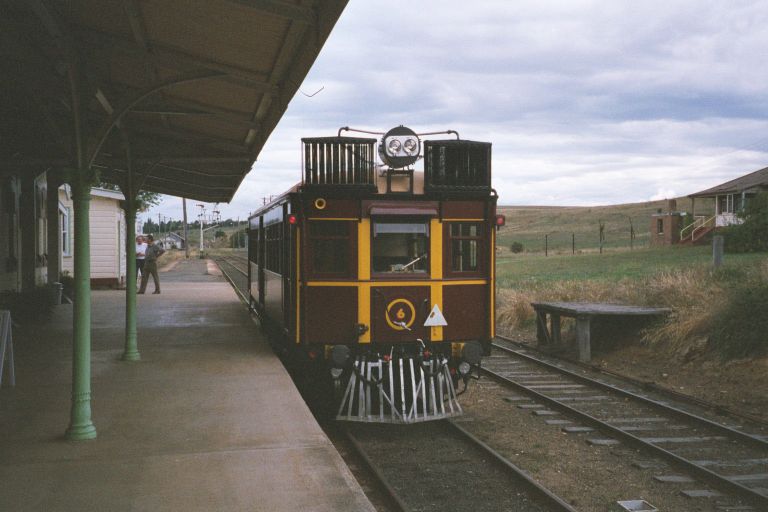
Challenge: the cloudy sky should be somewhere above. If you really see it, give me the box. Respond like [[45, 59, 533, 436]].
[[145, 0, 768, 223]]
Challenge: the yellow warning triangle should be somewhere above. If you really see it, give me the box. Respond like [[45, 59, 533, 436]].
[[423, 304, 447, 327]]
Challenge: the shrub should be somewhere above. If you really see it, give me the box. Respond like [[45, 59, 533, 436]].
[[510, 241, 524, 253], [709, 283, 768, 359], [724, 192, 768, 252]]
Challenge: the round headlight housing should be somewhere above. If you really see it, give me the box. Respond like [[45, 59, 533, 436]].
[[379, 126, 420, 168], [458, 361, 471, 375]]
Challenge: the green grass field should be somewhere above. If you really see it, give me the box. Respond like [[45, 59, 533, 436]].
[[496, 245, 767, 288]]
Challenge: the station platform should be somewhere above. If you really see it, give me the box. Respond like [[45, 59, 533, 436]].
[[0, 258, 375, 511]]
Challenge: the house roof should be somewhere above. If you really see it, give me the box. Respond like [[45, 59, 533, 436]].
[[688, 166, 768, 198], [1, 1, 348, 203]]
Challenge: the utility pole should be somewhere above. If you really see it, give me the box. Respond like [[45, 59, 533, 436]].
[[183, 198, 189, 258], [197, 204, 205, 258]]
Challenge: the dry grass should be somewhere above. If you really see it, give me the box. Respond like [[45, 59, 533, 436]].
[[497, 260, 768, 355]]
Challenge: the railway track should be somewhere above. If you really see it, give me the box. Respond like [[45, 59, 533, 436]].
[[212, 255, 249, 305], [338, 420, 577, 512], [484, 338, 768, 509], [212, 257, 767, 508]]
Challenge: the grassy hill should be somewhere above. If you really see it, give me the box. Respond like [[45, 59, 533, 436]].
[[496, 197, 714, 254]]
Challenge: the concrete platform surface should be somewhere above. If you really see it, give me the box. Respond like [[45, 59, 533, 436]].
[[0, 258, 375, 512]]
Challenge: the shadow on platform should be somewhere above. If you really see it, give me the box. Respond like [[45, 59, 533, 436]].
[[0, 259, 373, 511]]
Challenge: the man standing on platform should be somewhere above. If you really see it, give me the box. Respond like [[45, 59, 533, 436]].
[[138, 235, 165, 294], [135, 235, 147, 281]]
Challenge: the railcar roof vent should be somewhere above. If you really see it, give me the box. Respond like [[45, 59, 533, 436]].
[[301, 136, 378, 190], [423, 140, 492, 194]]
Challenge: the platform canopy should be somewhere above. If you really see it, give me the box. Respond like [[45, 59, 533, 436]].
[[1, 0, 348, 202]]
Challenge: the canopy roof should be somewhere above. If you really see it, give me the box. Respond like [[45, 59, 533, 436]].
[[1, 0, 348, 202], [688, 166, 768, 198]]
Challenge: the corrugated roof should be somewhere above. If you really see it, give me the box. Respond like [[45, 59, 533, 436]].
[[688, 166, 768, 198], [1, 0, 348, 203]]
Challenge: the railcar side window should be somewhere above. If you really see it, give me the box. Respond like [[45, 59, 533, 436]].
[[309, 221, 350, 275], [265, 223, 281, 273], [449, 222, 482, 272], [372, 220, 429, 274]]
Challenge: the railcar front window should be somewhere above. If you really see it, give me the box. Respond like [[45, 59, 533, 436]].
[[309, 221, 350, 275], [372, 221, 429, 274], [449, 222, 482, 273]]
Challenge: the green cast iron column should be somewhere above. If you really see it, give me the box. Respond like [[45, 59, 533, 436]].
[[122, 193, 140, 361], [65, 175, 97, 440]]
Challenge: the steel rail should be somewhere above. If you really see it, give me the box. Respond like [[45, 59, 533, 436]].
[[481, 360, 768, 508], [492, 340, 768, 450], [343, 422, 576, 512], [342, 428, 410, 512], [445, 420, 578, 512], [213, 258, 249, 306], [495, 335, 768, 427], [219, 257, 249, 278]]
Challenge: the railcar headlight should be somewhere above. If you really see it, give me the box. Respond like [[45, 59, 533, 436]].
[[387, 138, 402, 155], [458, 361, 471, 375], [379, 126, 421, 168], [330, 368, 344, 379]]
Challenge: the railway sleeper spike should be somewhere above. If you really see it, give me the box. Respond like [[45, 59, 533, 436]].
[[336, 355, 462, 424]]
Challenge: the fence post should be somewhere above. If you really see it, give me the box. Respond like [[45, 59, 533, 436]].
[[713, 235, 724, 268], [572, 233, 575, 255], [545, 234, 548, 257]]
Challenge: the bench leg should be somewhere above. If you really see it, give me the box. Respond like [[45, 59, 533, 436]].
[[576, 317, 591, 363], [551, 314, 561, 345], [536, 311, 549, 345]]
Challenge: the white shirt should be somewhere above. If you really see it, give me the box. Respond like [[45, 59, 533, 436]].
[[136, 242, 147, 260]]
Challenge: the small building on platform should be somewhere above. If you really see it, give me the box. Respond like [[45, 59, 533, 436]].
[[157, 231, 186, 250], [59, 186, 127, 289]]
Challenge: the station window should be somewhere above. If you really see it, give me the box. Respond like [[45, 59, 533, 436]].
[[372, 220, 429, 274], [448, 222, 482, 273], [656, 219, 664, 235], [309, 221, 351, 276], [60, 207, 70, 256]]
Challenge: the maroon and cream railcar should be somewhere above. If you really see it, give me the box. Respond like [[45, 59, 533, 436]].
[[248, 126, 502, 423]]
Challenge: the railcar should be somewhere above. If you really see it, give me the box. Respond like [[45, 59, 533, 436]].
[[247, 125, 503, 423]]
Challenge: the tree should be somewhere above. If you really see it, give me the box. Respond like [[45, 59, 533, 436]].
[[724, 192, 768, 252]]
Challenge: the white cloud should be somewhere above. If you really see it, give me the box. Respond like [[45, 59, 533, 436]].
[[148, 1, 768, 221], [650, 189, 677, 201]]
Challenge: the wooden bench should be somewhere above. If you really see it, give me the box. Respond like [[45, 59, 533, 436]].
[[531, 302, 671, 363]]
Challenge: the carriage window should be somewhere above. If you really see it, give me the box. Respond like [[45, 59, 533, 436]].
[[265, 223, 281, 273], [449, 222, 482, 272], [309, 221, 350, 275], [372, 221, 429, 274]]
